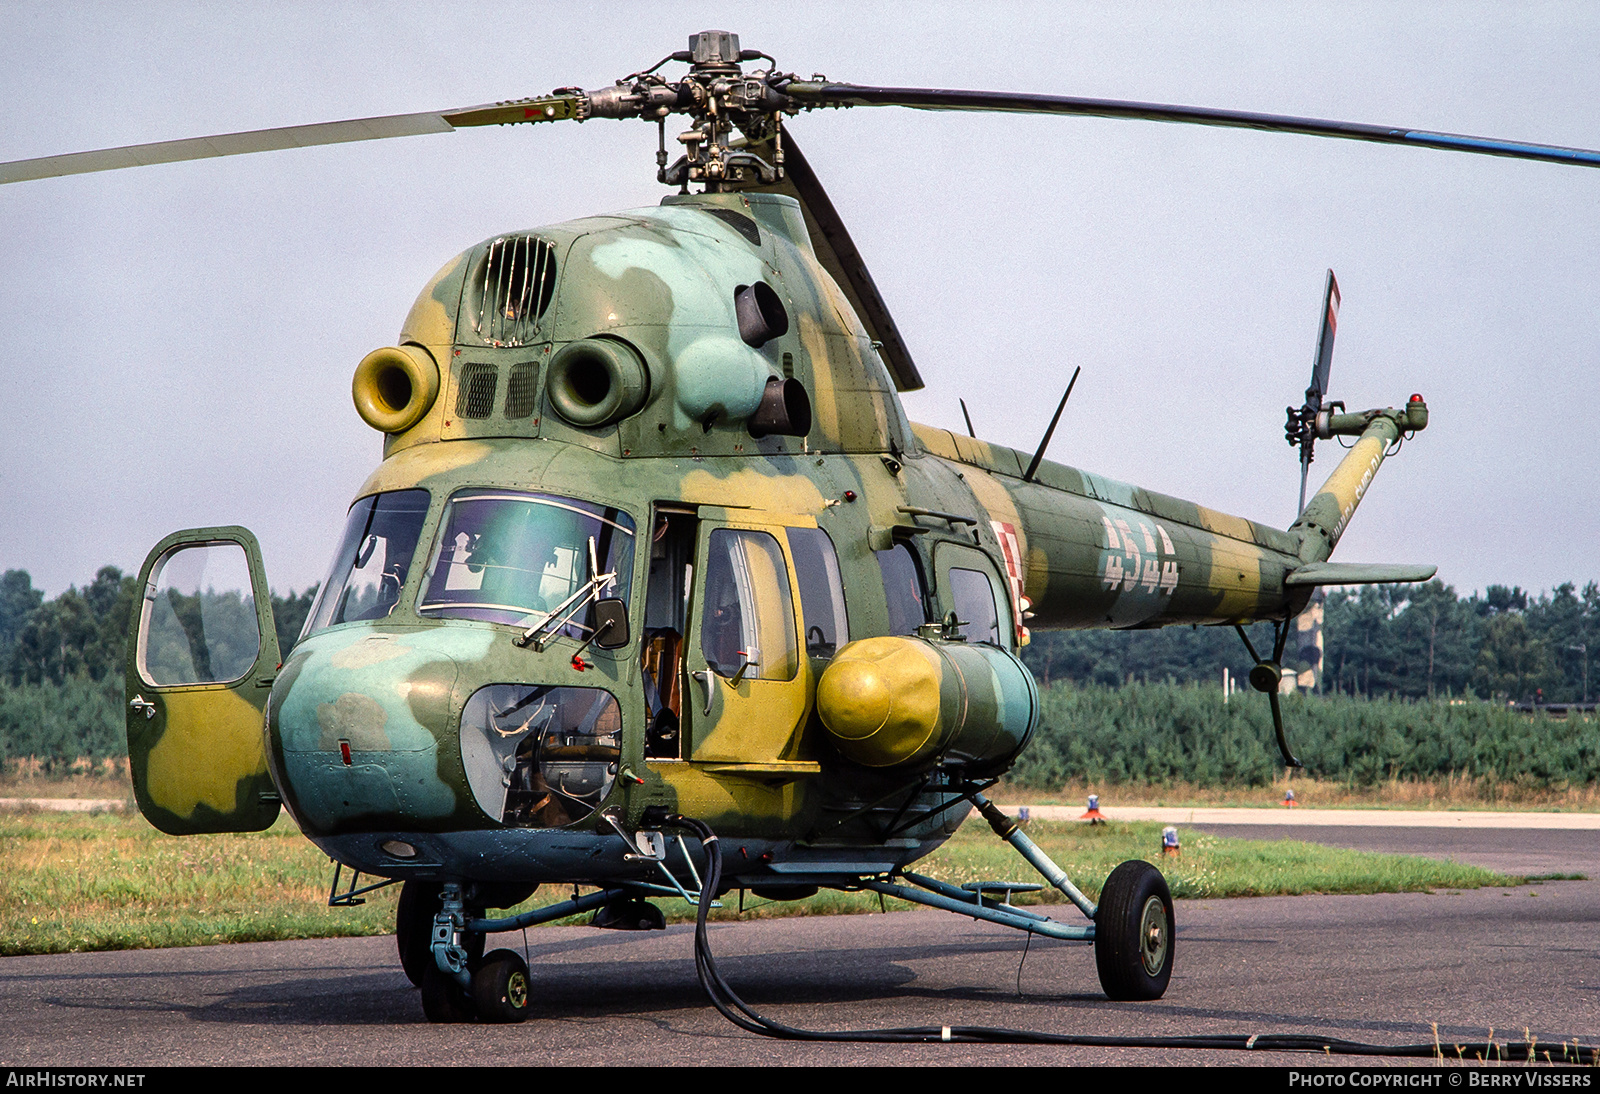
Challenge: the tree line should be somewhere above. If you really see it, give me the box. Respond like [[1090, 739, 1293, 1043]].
[[0, 567, 315, 766], [1022, 580, 1598, 705]]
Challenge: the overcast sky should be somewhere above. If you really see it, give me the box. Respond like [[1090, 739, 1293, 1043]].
[[1, 3, 1596, 600]]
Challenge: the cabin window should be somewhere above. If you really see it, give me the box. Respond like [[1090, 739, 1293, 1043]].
[[876, 543, 927, 636], [302, 489, 431, 637], [700, 529, 798, 682], [417, 489, 634, 639], [948, 567, 1005, 647], [139, 542, 260, 686], [786, 527, 848, 658]]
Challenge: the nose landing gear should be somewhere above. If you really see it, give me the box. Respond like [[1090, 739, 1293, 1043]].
[[411, 879, 644, 1023], [397, 881, 483, 988]]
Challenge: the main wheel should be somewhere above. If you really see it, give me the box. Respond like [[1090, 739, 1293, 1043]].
[[472, 949, 533, 1023], [1093, 860, 1174, 1001], [397, 881, 485, 988], [420, 960, 476, 1023]]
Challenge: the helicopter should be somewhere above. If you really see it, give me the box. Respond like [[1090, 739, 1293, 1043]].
[[5, 27, 1598, 1030]]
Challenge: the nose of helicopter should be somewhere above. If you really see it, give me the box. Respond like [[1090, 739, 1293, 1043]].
[[267, 625, 485, 835]]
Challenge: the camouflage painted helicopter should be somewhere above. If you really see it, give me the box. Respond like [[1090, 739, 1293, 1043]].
[[7, 30, 1598, 1026]]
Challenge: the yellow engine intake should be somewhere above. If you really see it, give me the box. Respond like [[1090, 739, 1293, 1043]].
[[352, 344, 440, 434]]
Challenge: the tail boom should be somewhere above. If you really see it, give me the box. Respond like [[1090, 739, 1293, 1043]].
[[910, 397, 1427, 637]]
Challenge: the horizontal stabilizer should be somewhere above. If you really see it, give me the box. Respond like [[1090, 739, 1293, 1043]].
[[1285, 562, 1438, 587]]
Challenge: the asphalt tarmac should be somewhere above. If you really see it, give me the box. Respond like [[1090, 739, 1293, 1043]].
[[2, 822, 1596, 1067]]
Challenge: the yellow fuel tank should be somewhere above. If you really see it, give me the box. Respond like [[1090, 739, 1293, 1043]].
[[816, 636, 1038, 774]]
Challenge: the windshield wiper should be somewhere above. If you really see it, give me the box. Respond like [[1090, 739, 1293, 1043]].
[[514, 536, 617, 651]]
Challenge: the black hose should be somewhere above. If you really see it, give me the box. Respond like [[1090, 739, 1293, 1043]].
[[658, 814, 1595, 1062]]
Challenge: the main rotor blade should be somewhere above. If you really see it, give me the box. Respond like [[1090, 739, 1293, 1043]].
[[745, 126, 925, 391], [784, 83, 1600, 169], [0, 97, 580, 185]]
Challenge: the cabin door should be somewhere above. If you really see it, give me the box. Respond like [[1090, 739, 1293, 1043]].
[[681, 511, 813, 766], [125, 527, 281, 834]]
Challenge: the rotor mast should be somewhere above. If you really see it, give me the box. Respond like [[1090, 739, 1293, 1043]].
[[573, 31, 798, 192]]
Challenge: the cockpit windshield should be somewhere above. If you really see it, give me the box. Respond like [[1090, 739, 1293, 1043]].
[[417, 489, 635, 638], [302, 489, 431, 638]]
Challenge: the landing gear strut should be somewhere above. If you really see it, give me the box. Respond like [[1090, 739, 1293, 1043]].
[[397, 880, 482, 988]]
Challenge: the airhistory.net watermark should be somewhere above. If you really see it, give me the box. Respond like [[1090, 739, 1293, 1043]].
[[5, 1074, 146, 1088]]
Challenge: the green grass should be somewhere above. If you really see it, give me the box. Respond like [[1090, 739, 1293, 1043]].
[[0, 811, 1518, 956], [0, 810, 399, 955]]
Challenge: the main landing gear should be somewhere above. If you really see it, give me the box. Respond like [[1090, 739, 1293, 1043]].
[[1093, 860, 1174, 1000], [856, 791, 1175, 1001]]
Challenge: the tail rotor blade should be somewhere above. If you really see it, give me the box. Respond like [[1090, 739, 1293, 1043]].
[[1292, 270, 1341, 514], [1308, 270, 1341, 412]]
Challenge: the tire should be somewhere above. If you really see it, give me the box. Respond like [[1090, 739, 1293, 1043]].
[[420, 960, 476, 1023], [472, 949, 533, 1023], [1093, 860, 1174, 1001], [397, 881, 484, 988]]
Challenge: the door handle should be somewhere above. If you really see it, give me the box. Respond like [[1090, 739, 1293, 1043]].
[[691, 670, 714, 716], [129, 695, 156, 720]]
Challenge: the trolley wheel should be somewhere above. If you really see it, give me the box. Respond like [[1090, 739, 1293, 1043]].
[[1093, 860, 1174, 1001], [472, 949, 533, 1023], [397, 881, 483, 988], [420, 959, 476, 1023]]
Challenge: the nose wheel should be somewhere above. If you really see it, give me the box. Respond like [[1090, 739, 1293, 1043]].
[[472, 949, 533, 1023], [419, 946, 533, 1023], [420, 959, 477, 1023], [1093, 860, 1174, 1001]]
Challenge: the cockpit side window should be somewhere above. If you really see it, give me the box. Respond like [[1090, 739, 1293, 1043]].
[[302, 489, 431, 638], [140, 542, 260, 686]]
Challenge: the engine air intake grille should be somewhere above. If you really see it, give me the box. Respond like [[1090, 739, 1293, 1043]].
[[456, 363, 498, 419], [473, 235, 558, 347], [505, 362, 540, 419]]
